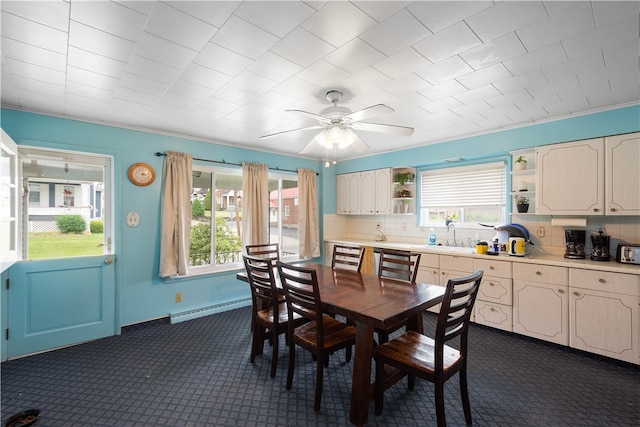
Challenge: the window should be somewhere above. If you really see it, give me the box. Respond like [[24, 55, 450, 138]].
[[1, 130, 19, 272], [419, 162, 506, 226], [189, 165, 299, 272], [19, 147, 113, 260]]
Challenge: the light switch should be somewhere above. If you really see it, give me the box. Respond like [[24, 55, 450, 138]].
[[126, 212, 140, 227]]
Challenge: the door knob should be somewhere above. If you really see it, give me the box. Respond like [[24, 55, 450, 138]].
[[104, 258, 113, 265]]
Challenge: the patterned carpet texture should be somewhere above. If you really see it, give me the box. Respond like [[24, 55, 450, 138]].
[[2, 306, 638, 426]]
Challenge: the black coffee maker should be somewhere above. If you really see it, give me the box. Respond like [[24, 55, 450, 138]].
[[564, 229, 586, 259], [591, 230, 611, 261]]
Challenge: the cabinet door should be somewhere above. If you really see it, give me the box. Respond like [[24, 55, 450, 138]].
[[569, 286, 639, 364], [346, 173, 361, 214], [537, 138, 604, 215], [513, 280, 569, 345], [374, 168, 391, 214], [606, 132, 640, 215], [336, 174, 348, 214], [360, 170, 375, 214], [474, 301, 513, 332]]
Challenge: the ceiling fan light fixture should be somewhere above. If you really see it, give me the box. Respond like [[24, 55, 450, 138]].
[[315, 126, 356, 149]]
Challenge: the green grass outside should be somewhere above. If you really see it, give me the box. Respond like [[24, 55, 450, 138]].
[[28, 232, 104, 259]]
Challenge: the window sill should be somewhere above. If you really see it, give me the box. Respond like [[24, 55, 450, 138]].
[[164, 255, 310, 280]]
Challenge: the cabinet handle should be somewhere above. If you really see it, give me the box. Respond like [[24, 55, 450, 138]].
[[490, 307, 496, 312], [610, 208, 617, 212], [432, 270, 438, 275], [593, 208, 600, 212], [599, 278, 606, 284], [489, 282, 495, 287], [489, 266, 495, 270], [536, 271, 542, 276], [573, 291, 580, 296], [558, 289, 564, 294]]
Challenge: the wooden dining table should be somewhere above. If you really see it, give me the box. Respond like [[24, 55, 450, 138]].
[[237, 262, 446, 426]]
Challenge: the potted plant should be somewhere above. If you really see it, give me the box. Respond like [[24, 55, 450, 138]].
[[514, 195, 530, 213], [394, 172, 415, 186], [514, 155, 527, 171]]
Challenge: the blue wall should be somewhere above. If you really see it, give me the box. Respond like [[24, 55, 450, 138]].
[[1, 104, 638, 328]]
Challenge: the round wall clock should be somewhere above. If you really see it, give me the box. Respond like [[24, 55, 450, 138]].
[[128, 162, 155, 186]]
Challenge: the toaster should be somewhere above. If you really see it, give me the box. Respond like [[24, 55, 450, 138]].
[[616, 244, 640, 265]]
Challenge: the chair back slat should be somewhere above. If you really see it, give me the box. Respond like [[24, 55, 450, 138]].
[[246, 243, 280, 264], [332, 244, 365, 272], [378, 249, 421, 282], [243, 255, 279, 314]]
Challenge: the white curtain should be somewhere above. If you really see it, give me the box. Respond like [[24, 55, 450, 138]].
[[242, 162, 269, 250], [159, 151, 193, 277], [298, 168, 320, 258]]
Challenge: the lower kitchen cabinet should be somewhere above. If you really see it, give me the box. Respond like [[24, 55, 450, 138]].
[[474, 258, 513, 332], [416, 253, 440, 313], [513, 263, 569, 345], [569, 268, 639, 364]]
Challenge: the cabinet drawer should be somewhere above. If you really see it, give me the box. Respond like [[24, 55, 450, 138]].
[[570, 269, 639, 296], [419, 253, 439, 268], [513, 263, 568, 285], [474, 301, 513, 332], [439, 254, 474, 272], [478, 277, 512, 305], [474, 258, 512, 278]]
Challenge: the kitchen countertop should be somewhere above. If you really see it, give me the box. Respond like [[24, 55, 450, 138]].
[[325, 238, 640, 276]]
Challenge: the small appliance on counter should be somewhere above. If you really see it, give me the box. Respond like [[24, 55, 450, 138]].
[[616, 243, 640, 265], [564, 229, 586, 259], [590, 230, 611, 261], [479, 223, 532, 255], [508, 237, 527, 256]]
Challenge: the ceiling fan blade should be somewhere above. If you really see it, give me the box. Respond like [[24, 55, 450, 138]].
[[346, 104, 394, 122], [352, 121, 414, 136], [285, 109, 325, 121], [351, 135, 370, 153], [260, 125, 323, 139]]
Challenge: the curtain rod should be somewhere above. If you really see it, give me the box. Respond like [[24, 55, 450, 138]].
[[154, 152, 317, 175]]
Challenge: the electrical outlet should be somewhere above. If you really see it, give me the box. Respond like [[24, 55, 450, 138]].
[[376, 223, 382, 231], [175, 293, 182, 303]]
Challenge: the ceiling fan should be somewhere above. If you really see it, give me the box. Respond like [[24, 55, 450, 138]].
[[260, 90, 414, 154]]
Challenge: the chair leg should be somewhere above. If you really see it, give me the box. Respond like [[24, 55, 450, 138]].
[[286, 339, 295, 390], [345, 345, 352, 363], [374, 357, 384, 415], [250, 323, 262, 363], [314, 354, 324, 412], [270, 331, 279, 378], [435, 382, 446, 427], [460, 364, 472, 425]]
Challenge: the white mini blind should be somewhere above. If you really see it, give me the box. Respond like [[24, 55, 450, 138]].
[[420, 162, 506, 207]]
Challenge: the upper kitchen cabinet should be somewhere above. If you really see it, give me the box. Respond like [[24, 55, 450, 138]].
[[392, 167, 416, 215], [537, 138, 605, 215], [605, 132, 640, 216], [336, 168, 391, 215]]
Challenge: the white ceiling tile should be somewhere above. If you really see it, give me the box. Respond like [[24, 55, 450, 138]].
[[609, 73, 640, 104], [64, 93, 112, 113], [454, 84, 502, 105], [70, 1, 147, 41], [413, 21, 482, 63], [252, 91, 298, 109], [527, 75, 580, 99], [502, 43, 567, 76], [2, 38, 67, 71], [418, 79, 468, 101], [456, 63, 512, 90], [212, 85, 259, 105], [295, 60, 352, 87], [14, 88, 66, 112], [517, 2, 595, 52], [228, 70, 277, 95], [352, 1, 411, 22], [484, 90, 534, 108], [465, 1, 548, 42], [114, 1, 155, 16], [212, 15, 280, 60], [271, 27, 335, 67], [271, 77, 320, 100], [373, 48, 430, 79], [593, 0, 640, 27], [460, 32, 527, 70], [168, 80, 216, 101], [66, 81, 115, 102], [1, 0, 69, 31], [144, 2, 217, 51], [190, 106, 227, 122], [180, 63, 232, 90], [415, 56, 474, 85], [113, 86, 159, 106], [119, 72, 170, 96], [158, 92, 201, 110], [246, 52, 303, 82], [379, 72, 429, 95], [125, 55, 182, 85], [3, 58, 66, 86], [199, 97, 241, 114], [604, 39, 640, 66], [562, 14, 639, 59], [164, 1, 240, 29], [359, 9, 432, 56], [1, 12, 68, 54], [419, 96, 464, 114], [69, 21, 135, 63], [408, 1, 492, 34], [68, 47, 127, 79], [235, 1, 314, 38], [134, 32, 197, 69], [493, 70, 548, 95], [542, 50, 605, 82], [301, 1, 377, 47], [194, 43, 253, 77], [324, 38, 387, 74], [67, 66, 119, 91], [542, 1, 576, 16], [9, 74, 65, 96], [341, 67, 394, 93]]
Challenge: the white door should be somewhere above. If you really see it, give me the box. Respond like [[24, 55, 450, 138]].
[[6, 147, 115, 359]]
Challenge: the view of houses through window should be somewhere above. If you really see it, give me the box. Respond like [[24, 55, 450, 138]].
[[189, 167, 299, 271]]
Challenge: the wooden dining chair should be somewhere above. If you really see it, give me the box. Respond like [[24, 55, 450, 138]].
[[331, 244, 366, 272], [276, 261, 357, 412], [243, 254, 305, 378], [374, 270, 484, 427], [376, 248, 422, 342], [245, 243, 280, 264]]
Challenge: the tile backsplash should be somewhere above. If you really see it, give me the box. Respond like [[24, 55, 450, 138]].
[[324, 214, 640, 257]]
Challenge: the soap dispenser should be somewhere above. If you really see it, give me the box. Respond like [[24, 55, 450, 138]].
[[429, 228, 436, 245]]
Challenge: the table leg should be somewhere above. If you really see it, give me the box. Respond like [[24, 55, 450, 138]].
[[350, 320, 375, 426]]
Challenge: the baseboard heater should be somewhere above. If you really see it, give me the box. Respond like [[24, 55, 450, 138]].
[[169, 298, 251, 324]]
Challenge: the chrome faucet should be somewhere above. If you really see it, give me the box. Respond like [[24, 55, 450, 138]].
[[447, 222, 457, 246]]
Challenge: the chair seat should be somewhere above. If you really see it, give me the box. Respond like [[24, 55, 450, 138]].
[[293, 315, 356, 351], [257, 302, 301, 325], [375, 330, 462, 376]]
